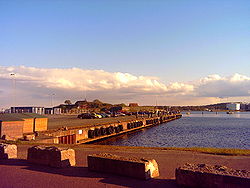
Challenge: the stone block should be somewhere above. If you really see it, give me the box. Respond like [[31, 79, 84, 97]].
[[24, 134, 35, 141], [0, 143, 17, 159], [176, 163, 250, 188], [27, 146, 75, 168], [88, 153, 159, 180]]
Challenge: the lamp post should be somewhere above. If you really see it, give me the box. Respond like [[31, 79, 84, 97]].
[[10, 73, 16, 113], [50, 93, 55, 107], [83, 83, 87, 101]]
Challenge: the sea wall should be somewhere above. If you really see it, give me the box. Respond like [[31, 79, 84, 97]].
[[31, 114, 182, 144]]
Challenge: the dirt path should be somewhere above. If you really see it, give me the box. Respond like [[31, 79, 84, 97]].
[[0, 144, 249, 188]]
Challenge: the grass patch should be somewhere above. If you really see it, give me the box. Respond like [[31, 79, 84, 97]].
[[76, 144, 250, 156], [161, 147, 250, 156]]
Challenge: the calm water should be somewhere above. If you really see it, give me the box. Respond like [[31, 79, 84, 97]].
[[95, 112, 250, 149]]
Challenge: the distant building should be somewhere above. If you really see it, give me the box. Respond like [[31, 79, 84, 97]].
[[11, 107, 45, 114], [246, 104, 250, 111], [53, 107, 62, 114], [44, 107, 62, 114], [240, 103, 250, 111], [226, 103, 241, 111], [58, 103, 87, 114], [45, 108, 53, 114], [129, 103, 139, 107]]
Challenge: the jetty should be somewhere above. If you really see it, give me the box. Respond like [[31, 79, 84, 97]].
[[32, 113, 182, 144]]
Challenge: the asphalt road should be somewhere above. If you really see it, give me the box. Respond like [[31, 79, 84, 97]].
[[47, 114, 145, 130]]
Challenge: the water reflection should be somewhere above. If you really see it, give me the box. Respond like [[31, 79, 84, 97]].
[[182, 111, 250, 119], [94, 112, 250, 149]]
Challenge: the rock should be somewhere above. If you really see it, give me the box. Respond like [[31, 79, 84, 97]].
[[0, 143, 17, 159]]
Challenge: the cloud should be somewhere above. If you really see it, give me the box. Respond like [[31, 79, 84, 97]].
[[196, 73, 250, 98], [0, 65, 192, 94], [0, 66, 250, 108]]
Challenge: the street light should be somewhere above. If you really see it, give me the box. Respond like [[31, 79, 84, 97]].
[[50, 93, 55, 107], [10, 73, 16, 113]]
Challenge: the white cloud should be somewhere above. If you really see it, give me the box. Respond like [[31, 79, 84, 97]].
[[195, 73, 250, 98], [0, 65, 191, 93], [229, 73, 250, 82], [0, 66, 250, 108]]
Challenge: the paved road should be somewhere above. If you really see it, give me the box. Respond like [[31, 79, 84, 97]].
[[47, 114, 141, 130], [0, 144, 249, 188]]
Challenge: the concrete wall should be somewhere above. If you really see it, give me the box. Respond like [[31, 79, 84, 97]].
[[0, 121, 23, 140], [88, 153, 159, 180], [23, 118, 34, 133], [38, 114, 181, 144], [75, 129, 88, 141], [34, 118, 48, 132], [176, 167, 250, 188], [27, 146, 76, 168]]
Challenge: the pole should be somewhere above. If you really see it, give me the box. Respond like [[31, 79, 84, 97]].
[[10, 73, 16, 113], [84, 83, 87, 101], [51, 93, 55, 107]]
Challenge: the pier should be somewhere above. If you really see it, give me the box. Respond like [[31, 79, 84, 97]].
[[34, 114, 182, 144]]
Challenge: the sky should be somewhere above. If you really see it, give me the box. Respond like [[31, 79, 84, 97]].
[[0, 0, 250, 108]]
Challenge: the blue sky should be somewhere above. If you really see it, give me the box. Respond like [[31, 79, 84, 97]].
[[0, 0, 250, 107]]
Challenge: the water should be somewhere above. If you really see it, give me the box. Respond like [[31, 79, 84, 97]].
[[95, 111, 250, 149]]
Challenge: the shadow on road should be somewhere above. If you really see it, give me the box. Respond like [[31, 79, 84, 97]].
[[0, 159, 178, 188]]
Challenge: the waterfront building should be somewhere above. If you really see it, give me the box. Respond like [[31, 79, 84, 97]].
[[11, 106, 45, 114], [240, 103, 250, 111], [45, 107, 62, 114], [226, 103, 241, 111]]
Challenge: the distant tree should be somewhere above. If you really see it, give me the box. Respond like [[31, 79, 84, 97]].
[[114, 103, 127, 107], [93, 99, 103, 104], [64, 100, 72, 105], [120, 103, 127, 107]]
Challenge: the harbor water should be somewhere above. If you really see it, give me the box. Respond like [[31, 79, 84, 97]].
[[95, 111, 250, 149]]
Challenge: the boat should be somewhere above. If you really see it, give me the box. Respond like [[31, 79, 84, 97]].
[[226, 111, 234, 114]]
